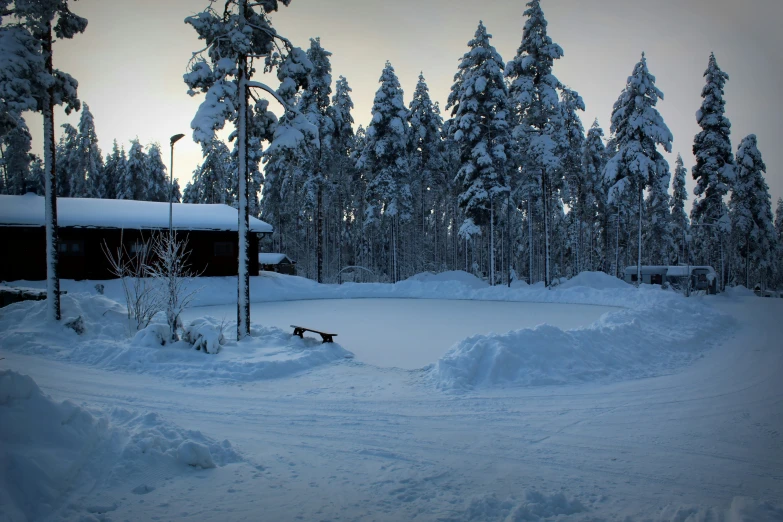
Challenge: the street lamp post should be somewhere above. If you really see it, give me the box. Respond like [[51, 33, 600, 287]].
[[169, 134, 185, 235]]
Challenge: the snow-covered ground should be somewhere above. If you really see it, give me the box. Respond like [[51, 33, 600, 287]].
[[1, 272, 782, 521]]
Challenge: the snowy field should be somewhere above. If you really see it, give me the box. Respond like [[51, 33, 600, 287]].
[[1, 272, 782, 521], [182, 299, 617, 369]]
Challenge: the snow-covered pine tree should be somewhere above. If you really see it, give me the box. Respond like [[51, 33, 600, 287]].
[[55, 123, 78, 196], [604, 53, 673, 284], [357, 61, 411, 283], [74, 102, 103, 197], [670, 154, 689, 264], [101, 140, 126, 200], [691, 53, 734, 289], [729, 135, 776, 289], [446, 21, 510, 286], [185, 0, 311, 338], [0, 116, 33, 194], [407, 73, 444, 274], [117, 139, 146, 200], [504, 0, 565, 286], [4, 0, 87, 321], [188, 139, 235, 205], [144, 143, 169, 202], [582, 120, 607, 272]]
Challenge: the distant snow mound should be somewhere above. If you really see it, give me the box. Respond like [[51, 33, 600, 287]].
[[431, 292, 731, 390], [723, 285, 756, 298], [556, 271, 631, 291], [0, 370, 241, 521], [404, 270, 488, 289]]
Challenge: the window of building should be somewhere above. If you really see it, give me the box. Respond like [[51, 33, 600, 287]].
[[214, 241, 234, 257], [58, 240, 85, 256]]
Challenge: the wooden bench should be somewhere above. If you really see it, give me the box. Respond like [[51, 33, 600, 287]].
[[291, 325, 337, 343]]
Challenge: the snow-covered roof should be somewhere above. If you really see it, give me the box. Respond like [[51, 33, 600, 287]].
[[624, 265, 717, 277], [0, 194, 273, 233], [258, 253, 292, 264]]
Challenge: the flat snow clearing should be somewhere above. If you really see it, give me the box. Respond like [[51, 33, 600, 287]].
[[183, 299, 617, 369]]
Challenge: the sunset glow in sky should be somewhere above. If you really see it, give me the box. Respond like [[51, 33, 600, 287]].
[[25, 0, 783, 209]]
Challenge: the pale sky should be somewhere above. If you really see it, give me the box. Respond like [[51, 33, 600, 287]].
[[25, 0, 783, 212]]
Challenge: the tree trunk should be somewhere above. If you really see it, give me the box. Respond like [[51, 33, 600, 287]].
[[236, 8, 250, 339], [528, 197, 533, 284], [637, 186, 642, 285], [489, 196, 495, 286], [43, 22, 60, 321], [316, 184, 323, 283], [543, 171, 550, 287]]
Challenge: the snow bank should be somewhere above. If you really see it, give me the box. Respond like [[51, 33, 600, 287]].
[[0, 294, 353, 384], [0, 370, 240, 521], [431, 289, 732, 390], [656, 496, 783, 521]]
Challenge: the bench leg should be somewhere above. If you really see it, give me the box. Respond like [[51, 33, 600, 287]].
[[321, 334, 333, 343], [293, 328, 304, 338]]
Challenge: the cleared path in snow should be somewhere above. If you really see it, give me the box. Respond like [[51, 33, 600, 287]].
[[183, 298, 618, 369]]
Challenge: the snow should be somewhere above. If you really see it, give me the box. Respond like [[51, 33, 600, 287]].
[[0, 193, 273, 233], [1, 273, 781, 520]]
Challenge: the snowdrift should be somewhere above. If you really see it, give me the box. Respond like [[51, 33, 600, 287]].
[[0, 370, 240, 521], [431, 287, 731, 390], [0, 293, 353, 384]]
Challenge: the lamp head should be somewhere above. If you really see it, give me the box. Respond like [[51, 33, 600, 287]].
[[170, 133, 185, 145]]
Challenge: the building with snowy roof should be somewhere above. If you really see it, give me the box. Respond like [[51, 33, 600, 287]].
[[258, 253, 296, 275], [0, 194, 273, 281]]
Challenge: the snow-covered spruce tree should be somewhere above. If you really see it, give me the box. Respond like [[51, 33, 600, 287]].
[[582, 120, 607, 272], [504, 0, 564, 286], [670, 154, 689, 264], [691, 53, 734, 289], [557, 87, 586, 275], [3, 0, 86, 321], [357, 61, 411, 283], [776, 198, 783, 289], [408, 72, 444, 274], [27, 155, 45, 195], [446, 21, 510, 286], [0, 116, 33, 194], [145, 143, 169, 202], [604, 53, 672, 284], [326, 75, 356, 281], [185, 0, 312, 338], [643, 163, 673, 266], [186, 139, 235, 205], [74, 102, 103, 197], [729, 135, 776, 289], [101, 140, 126, 200], [297, 37, 334, 283], [54, 123, 79, 196], [117, 139, 145, 200]]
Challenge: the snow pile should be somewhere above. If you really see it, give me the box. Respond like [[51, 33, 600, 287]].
[[431, 290, 731, 390], [454, 489, 586, 521], [0, 370, 240, 522], [0, 294, 354, 384], [723, 285, 756, 298], [404, 270, 488, 289], [183, 317, 226, 354], [556, 270, 631, 291]]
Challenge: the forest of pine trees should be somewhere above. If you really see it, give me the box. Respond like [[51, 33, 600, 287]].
[[2, 0, 781, 292]]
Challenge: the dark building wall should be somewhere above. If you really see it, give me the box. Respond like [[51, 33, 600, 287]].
[[0, 227, 259, 281]]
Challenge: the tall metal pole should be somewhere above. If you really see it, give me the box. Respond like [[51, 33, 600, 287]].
[[169, 134, 185, 236]]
